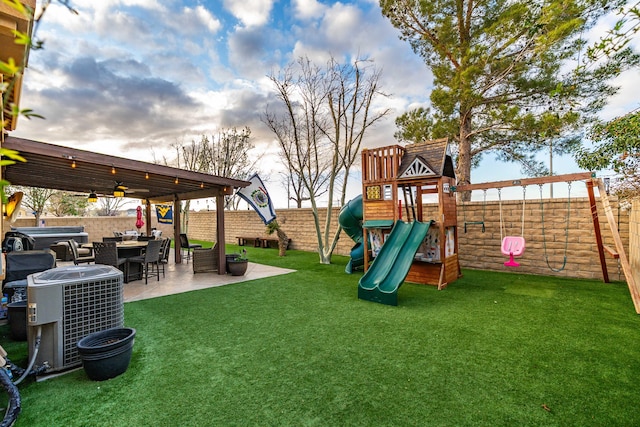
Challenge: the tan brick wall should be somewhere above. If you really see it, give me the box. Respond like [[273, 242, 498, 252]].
[[7, 196, 630, 282], [630, 200, 640, 287], [187, 197, 628, 281], [187, 207, 354, 256], [456, 197, 628, 280], [10, 216, 174, 243]]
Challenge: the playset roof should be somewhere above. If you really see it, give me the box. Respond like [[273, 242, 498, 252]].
[[397, 138, 456, 180]]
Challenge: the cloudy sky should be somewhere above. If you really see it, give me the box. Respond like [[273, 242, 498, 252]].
[[10, 0, 637, 206]]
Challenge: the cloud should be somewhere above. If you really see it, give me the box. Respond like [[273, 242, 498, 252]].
[[223, 0, 275, 28], [293, 0, 326, 20]]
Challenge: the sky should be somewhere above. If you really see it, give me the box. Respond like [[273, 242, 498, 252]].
[[9, 0, 639, 208]]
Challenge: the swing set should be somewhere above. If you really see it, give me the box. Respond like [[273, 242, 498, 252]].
[[453, 172, 640, 314]]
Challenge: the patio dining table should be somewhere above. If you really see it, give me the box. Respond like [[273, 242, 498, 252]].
[[83, 241, 149, 282]]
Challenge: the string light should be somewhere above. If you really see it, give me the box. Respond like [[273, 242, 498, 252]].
[[200, 182, 204, 188], [174, 177, 179, 184], [145, 172, 149, 179], [111, 165, 116, 174], [71, 160, 76, 168]]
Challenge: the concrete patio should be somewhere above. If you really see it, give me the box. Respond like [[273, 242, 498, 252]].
[[57, 249, 296, 303], [123, 250, 296, 302]]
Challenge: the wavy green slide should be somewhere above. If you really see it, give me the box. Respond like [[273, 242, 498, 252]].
[[358, 220, 432, 306]]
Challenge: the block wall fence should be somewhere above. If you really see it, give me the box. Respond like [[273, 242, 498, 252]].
[[630, 199, 640, 287], [10, 196, 636, 282]]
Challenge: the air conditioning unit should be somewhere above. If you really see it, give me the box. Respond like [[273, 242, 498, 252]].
[[27, 265, 124, 373]]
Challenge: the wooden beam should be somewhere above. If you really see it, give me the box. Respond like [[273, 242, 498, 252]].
[[453, 172, 595, 192], [216, 194, 226, 275], [603, 245, 620, 259], [587, 180, 609, 283], [595, 179, 640, 314]]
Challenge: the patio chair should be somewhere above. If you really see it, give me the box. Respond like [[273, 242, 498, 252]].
[[179, 233, 202, 262], [127, 239, 162, 284], [158, 238, 171, 277], [193, 244, 219, 274], [92, 241, 128, 281], [68, 239, 94, 265]]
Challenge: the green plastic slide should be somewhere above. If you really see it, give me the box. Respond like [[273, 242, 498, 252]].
[[358, 220, 432, 306]]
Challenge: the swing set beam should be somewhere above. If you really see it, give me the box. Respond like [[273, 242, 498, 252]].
[[451, 172, 595, 192]]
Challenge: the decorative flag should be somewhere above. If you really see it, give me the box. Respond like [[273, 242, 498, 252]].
[[156, 204, 173, 224], [236, 173, 276, 225]]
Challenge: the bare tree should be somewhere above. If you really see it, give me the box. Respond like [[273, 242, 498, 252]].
[[264, 55, 389, 264], [198, 127, 260, 209], [168, 128, 259, 231], [98, 197, 126, 217], [11, 186, 55, 225]]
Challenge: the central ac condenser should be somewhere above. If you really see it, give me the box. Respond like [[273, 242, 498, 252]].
[[27, 265, 124, 373]]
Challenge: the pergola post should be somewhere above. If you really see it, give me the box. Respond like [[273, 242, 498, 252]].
[[216, 194, 226, 274]]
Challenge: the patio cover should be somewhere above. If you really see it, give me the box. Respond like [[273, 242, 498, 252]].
[[1, 136, 250, 270]]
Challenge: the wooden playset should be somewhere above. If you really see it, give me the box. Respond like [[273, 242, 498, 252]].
[[360, 138, 461, 290]]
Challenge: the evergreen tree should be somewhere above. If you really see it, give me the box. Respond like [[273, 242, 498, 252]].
[[381, 0, 638, 198]]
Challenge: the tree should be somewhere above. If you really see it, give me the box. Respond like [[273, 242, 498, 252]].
[[574, 2, 640, 200], [265, 55, 389, 264], [98, 197, 126, 217], [381, 0, 638, 199], [198, 127, 259, 209], [166, 128, 257, 231], [48, 192, 89, 217], [266, 220, 289, 257], [584, 1, 640, 63], [11, 186, 55, 225], [394, 107, 435, 143], [576, 109, 640, 201]]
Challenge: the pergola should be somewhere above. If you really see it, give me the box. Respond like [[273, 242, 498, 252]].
[[2, 136, 249, 272]]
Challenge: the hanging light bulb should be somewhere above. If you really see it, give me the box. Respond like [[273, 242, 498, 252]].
[[145, 171, 149, 179], [71, 160, 76, 168], [174, 176, 179, 184], [111, 165, 116, 174]]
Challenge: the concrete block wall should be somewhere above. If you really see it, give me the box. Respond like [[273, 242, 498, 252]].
[[187, 197, 629, 281], [456, 197, 628, 280], [187, 207, 354, 256], [10, 216, 174, 243], [6, 196, 630, 282], [630, 200, 640, 287]]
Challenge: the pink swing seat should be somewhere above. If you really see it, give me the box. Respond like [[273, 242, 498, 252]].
[[501, 236, 526, 267]]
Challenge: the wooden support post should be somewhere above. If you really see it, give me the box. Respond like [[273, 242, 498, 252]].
[[595, 179, 640, 314], [587, 180, 609, 283]]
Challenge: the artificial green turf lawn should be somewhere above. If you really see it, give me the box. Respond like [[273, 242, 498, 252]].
[[2, 245, 640, 426]]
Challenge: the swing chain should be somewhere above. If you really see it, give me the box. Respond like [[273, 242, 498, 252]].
[[539, 182, 571, 272]]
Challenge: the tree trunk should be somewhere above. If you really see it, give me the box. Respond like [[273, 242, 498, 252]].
[[456, 112, 473, 202], [276, 228, 288, 257]]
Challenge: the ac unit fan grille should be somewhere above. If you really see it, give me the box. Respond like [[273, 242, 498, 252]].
[[63, 276, 124, 367]]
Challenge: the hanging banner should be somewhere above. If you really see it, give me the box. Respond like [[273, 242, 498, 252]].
[[236, 173, 276, 225], [155, 204, 173, 224]]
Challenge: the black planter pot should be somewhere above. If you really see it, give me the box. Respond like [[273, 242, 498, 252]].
[[225, 253, 240, 270], [77, 327, 136, 381], [227, 259, 248, 276]]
